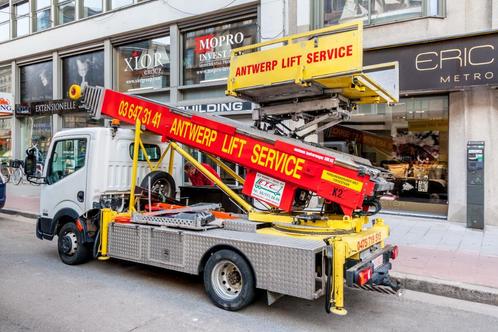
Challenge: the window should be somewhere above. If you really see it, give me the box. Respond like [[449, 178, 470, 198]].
[[324, 95, 448, 209], [20, 61, 53, 102], [35, 0, 52, 32], [129, 143, 161, 161], [323, 0, 443, 26], [58, 0, 75, 25], [182, 18, 258, 85], [116, 36, 171, 92], [83, 0, 103, 17], [0, 4, 9, 41], [47, 138, 87, 184], [15, 1, 30, 37], [0, 66, 11, 92], [62, 50, 104, 97], [110, 0, 133, 10]]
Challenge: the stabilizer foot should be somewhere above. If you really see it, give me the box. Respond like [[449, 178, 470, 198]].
[[331, 307, 348, 316]]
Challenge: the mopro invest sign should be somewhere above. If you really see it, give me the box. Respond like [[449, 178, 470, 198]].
[[365, 33, 498, 92]]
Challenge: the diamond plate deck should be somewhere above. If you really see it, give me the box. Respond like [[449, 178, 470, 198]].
[[107, 223, 326, 300]]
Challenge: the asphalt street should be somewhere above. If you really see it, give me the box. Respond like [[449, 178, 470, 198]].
[[1, 213, 498, 332]]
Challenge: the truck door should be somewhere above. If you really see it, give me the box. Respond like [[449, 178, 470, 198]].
[[40, 136, 89, 219]]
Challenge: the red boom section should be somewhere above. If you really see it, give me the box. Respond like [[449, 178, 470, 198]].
[[100, 89, 375, 215]]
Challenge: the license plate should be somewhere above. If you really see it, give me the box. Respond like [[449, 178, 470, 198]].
[[372, 255, 384, 269]]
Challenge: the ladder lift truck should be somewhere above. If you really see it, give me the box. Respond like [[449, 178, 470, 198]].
[[33, 22, 400, 315]]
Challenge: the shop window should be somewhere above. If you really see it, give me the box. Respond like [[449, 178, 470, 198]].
[[182, 18, 258, 85], [110, 0, 133, 10], [323, 0, 443, 26], [324, 95, 448, 208], [0, 66, 11, 93], [47, 138, 87, 184], [20, 61, 53, 102], [116, 36, 171, 92], [83, 0, 103, 17], [35, 0, 52, 32], [62, 50, 104, 97], [0, 4, 9, 41], [0, 117, 11, 158], [19, 115, 52, 163], [58, 0, 75, 25], [62, 113, 104, 128], [15, 1, 30, 37]]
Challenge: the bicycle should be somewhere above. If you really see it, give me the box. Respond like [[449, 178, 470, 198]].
[[10, 159, 25, 185]]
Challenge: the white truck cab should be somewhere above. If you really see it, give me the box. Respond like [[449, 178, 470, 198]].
[[36, 126, 176, 241]]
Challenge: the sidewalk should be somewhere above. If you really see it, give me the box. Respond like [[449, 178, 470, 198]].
[[2, 186, 497, 304], [381, 213, 498, 305]]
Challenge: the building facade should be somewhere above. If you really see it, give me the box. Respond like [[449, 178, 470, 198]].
[[0, 0, 496, 225]]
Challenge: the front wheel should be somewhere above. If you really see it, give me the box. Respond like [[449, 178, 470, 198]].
[[203, 249, 255, 311], [58, 222, 91, 265], [11, 168, 22, 185]]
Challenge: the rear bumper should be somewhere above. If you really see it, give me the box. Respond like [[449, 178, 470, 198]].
[[345, 245, 398, 290]]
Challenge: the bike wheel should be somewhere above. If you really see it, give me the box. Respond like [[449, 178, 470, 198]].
[[12, 168, 22, 185], [0, 166, 10, 183]]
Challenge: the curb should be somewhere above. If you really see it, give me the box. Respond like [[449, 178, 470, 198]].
[[392, 271, 498, 307], [1, 208, 38, 220]]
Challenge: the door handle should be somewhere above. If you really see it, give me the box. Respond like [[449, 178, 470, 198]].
[[77, 191, 84, 202]]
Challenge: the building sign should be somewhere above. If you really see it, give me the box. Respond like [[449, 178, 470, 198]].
[[116, 36, 170, 92], [15, 99, 83, 116], [179, 101, 253, 113], [0, 92, 13, 116], [63, 50, 104, 97], [183, 18, 258, 85], [365, 33, 498, 92], [20, 61, 53, 103]]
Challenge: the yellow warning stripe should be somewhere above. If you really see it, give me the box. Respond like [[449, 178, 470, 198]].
[[321, 170, 363, 192]]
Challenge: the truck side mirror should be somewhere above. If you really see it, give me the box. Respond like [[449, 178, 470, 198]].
[[24, 155, 37, 177]]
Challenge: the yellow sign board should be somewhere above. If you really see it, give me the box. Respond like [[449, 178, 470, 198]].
[[227, 22, 363, 94], [321, 170, 363, 192]]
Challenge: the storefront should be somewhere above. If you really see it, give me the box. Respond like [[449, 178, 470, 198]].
[[0, 66, 12, 159], [61, 49, 105, 128], [18, 60, 54, 159], [323, 32, 498, 217], [15, 99, 85, 163]]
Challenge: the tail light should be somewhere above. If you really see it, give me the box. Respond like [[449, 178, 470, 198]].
[[390, 245, 399, 260], [357, 266, 373, 286]]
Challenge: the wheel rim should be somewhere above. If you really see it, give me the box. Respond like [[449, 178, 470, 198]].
[[211, 260, 243, 301], [61, 232, 78, 256], [151, 180, 173, 198]]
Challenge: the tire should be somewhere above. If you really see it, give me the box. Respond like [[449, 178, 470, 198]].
[[203, 249, 255, 311], [140, 171, 176, 200], [11, 168, 22, 185], [57, 222, 91, 265]]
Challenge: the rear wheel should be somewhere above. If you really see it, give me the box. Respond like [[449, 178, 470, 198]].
[[140, 171, 176, 200], [203, 249, 255, 311], [58, 222, 90, 265]]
